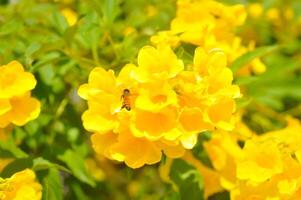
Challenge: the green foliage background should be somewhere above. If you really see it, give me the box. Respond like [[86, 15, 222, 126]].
[[0, 0, 300, 199]]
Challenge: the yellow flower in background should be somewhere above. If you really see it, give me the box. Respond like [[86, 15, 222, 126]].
[[170, 0, 246, 45], [0, 61, 40, 128], [204, 131, 243, 190], [162, 0, 246, 45], [151, 31, 180, 48], [231, 119, 301, 199], [61, 8, 77, 26], [151, 0, 266, 76], [0, 61, 36, 98], [85, 158, 106, 181], [0, 169, 42, 200], [236, 139, 283, 183], [145, 5, 158, 17], [266, 8, 280, 23], [248, 3, 263, 19], [123, 26, 137, 36], [79, 44, 240, 168]]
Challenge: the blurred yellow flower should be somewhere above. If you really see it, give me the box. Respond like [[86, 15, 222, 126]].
[[266, 8, 280, 23], [0, 61, 40, 128], [61, 8, 77, 26], [231, 119, 301, 199], [85, 158, 106, 181], [151, 31, 180, 48], [151, 0, 266, 76], [248, 3, 263, 18], [237, 140, 283, 183], [204, 131, 243, 190], [0, 169, 42, 200], [123, 27, 137, 36]]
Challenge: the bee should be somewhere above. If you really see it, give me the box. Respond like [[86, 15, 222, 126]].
[[121, 89, 131, 111]]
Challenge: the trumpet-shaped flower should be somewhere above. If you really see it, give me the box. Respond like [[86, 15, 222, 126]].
[[133, 45, 184, 82], [0, 169, 42, 200], [0, 61, 40, 128]]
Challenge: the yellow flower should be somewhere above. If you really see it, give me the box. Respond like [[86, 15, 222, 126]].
[[134, 82, 178, 112], [0, 169, 42, 200], [248, 3, 263, 18], [85, 158, 106, 181], [150, 31, 180, 48], [251, 58, 267, 75], [0, 61, 40, 128], [61, 8, 77, 26], [145, 5, 158, 17], [91, 131, 162, 169], [170, 0, 246, 45], [78, 67, 129, 133], [123, 27, 136, 36], [0, 61, 36, 99], [130, 107, 181, 141], [237, 140, 283, 183], [266, 8, 280, 23], [133, 45, 184, 83], [204, 131, 243, 190]]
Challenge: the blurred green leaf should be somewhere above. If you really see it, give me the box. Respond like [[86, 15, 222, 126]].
[[38, 64, 55, 85], [101, 0, 121, 26], [0, 138, 28, 158], [33, 157, 70, 173], [1, 158, 33, 178], [230, 45, 279, 74], [58, 150, 95, 187], [0, 20, 23, 36], [42, 168, 63, 200], [169, 159, 204, 200]]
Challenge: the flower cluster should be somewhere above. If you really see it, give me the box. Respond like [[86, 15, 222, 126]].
[[232, 119, 301, 199], [151, 0, 266, 75], [0, 169, 42, 200], [201, 118, 301, 199], [0, 61, 40, 128], [78, 44, 240, 168]]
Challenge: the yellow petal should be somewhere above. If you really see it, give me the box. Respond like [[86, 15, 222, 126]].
[[0, 99, 11, 115], [6, 94, 40, 126]]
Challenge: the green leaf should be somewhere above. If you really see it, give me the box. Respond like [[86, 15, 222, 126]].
[[0, 20, 23, 36], [70, 182, 91, 200], [42, 168, 63, 200], [169, 159, 204, 200], [101, 0, 121, 26], [1, 158, 33, 178], [58, 150, 95, 187], [33, 157, 70, 173], [0, 138, 28, 158], [38, 64, 55, 85], [230, 45, 279, 74]]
